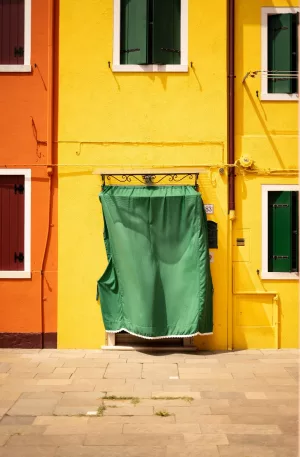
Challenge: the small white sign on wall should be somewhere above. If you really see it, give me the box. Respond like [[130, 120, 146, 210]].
[[209, 252, 214, 263], [205, 204, 214, 215]]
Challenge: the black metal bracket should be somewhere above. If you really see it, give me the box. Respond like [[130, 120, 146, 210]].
[[121, 48, 140, 54], [101, 172, 199, 190], [14, 184, 24, 195], [273, 26, 288, 31], [160, 47, 180, 54], [14, 252, 24, 263], [14, 46, 24, 58]]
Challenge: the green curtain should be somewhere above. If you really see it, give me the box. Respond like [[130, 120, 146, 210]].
[[97, 186, 213, 339]]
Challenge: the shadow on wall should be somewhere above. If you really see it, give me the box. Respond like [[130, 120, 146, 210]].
[[243, 82, 285, 169], [108, 66, 201, 92]]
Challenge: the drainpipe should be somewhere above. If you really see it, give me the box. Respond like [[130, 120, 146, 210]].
[[46, 0, 54, 177], [228, 0, 235, 213], [41, 0, 55, 348], [227, 0, 235, 351]]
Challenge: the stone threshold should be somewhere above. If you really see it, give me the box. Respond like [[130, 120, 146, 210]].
[[101, 345, 197, 351]]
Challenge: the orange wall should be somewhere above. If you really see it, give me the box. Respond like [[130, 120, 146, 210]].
[[0, 0, 57, 336]]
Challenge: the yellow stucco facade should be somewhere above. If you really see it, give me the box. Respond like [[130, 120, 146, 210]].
[[233, 0, 298, 349], [57, 0, 298, 349]]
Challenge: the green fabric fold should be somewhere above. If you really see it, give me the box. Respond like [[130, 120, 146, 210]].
[[97, 185, 213, 338]]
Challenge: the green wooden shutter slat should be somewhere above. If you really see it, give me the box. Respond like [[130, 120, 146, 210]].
[[291, 13, 299, 94], [268, 191, 292, 273], [268, 14, 293, 94], [152, 0, 180, 65], [291, 191, 299, 272], [120, 0, 149, 65]]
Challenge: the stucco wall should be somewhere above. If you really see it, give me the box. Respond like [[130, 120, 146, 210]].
[[0, 0, 57, 340], [233, 0, 298, 348], [57, 0, 298, 349], [57, 0, 229, 349]]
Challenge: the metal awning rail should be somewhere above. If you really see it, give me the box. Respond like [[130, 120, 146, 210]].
[[93, 168, 201, 188]]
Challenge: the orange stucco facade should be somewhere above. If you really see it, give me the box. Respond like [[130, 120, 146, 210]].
[[0, 0, 57, 347]]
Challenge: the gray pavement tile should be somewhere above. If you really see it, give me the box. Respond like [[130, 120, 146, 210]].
[[229, 414, 298, 426], [200, 424, 282, 435], [0, 436, 9, 446], [19, 392, 63, 400], [0, 445, 56, 456], [84, 433, 184, 446], [56, 446, 166, 457], [7, 399, 59, 416], [124, 423, 200, 434], [0, 425, 47, 435], [166, 444, 220, 456], [199, 391, 246, 399], [0, 416, 35, 425], [218, 444, 298, 457], [6, 434, 84, 446], [227, 433, 298, 447], [53, 406, 100, 416]]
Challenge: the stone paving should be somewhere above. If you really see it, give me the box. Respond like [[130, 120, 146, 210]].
[[0, 348, 298, 456]]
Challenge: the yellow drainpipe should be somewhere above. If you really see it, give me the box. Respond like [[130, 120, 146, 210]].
[[227, 209, 235, 351]]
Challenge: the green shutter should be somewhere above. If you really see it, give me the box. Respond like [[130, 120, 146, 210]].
[[291, 191, 299, 272], [152, 0, 181, 65], [268, 14, 293, 94], [291, 13, 299, 94], [120, 0, 149, 65], [268, 191, 297, 273]]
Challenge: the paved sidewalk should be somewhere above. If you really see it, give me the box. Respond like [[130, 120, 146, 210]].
[[0, 349, 298, 457]]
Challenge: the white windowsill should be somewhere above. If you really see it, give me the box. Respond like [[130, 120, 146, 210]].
[[112, 64, 188, 73], [260, 92, 299, 102], [0, 65, 32, 73], [0, 271, 31, 279], [261, 271, 299, 280]]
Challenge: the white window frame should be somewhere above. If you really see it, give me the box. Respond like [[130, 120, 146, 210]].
[[261, 7, 299, 101], [0, 0, 31, 73], [0, 169, 31, 279], [112, 0, 188, 73], [261, 184, 299, 280]]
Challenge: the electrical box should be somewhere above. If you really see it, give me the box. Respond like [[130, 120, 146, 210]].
[[208, 221, 218, 249]]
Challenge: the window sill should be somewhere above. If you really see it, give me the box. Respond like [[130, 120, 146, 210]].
[[0, 65, 32, 73], [0, 271, 31, 279], [261, 271, 299, 280], [112, 64, 188, 73], [260, 93, 299, 101]]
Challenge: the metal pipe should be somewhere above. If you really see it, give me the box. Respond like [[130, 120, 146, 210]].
[[0, 163, 227, 168], [228, 0, 235, 211], [40, 0, 55, 348], [227, 0, 235, 351], [227, 210, 235, 351], [46, 0, 54, 176]]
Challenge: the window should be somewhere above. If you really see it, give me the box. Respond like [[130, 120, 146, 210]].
[[0, 0, 31, 73], [262, 185, 299, 280], [261, 7, 299, 101], [113, 0, 188, 72], [0, 170, 31, 278]]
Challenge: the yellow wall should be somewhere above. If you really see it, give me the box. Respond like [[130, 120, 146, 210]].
[[57, 0, 228, 349], [57, 0, 298, 349], [233, 0, 298, 348]]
